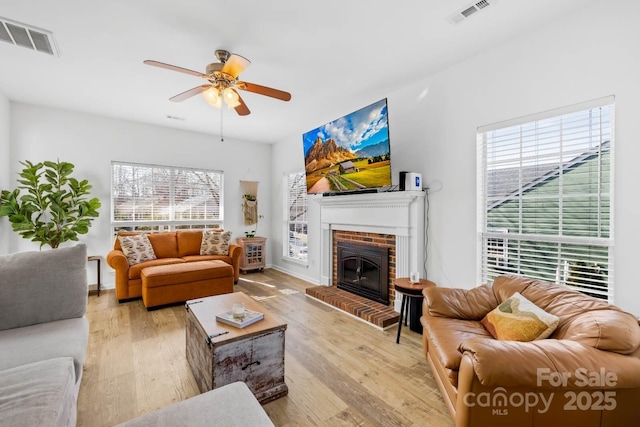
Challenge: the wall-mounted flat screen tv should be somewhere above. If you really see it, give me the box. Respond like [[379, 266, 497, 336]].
[[302, 98, 392, 194]]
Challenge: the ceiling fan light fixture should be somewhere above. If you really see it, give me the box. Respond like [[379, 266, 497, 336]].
[[223, 88, 241, 108], [145, 50, 290, 117], [203, 86, 222, 108]]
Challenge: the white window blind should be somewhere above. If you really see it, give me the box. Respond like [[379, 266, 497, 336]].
[[284, 171, 308, 263], [478, 97, 614, 301], [112, 162, 223, 231]]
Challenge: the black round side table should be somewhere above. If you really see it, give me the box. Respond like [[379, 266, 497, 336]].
[[394, 278, 436, 344]]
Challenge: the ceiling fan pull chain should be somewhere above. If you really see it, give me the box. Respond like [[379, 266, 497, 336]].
[[220, 102, 224, 142]]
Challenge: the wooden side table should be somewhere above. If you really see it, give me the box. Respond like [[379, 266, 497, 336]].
[[87, 255, 101, 296], [394, 277, 436, 343], [236, 237, 267, 273]]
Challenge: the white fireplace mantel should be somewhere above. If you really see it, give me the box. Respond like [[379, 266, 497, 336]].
[[316, 190, 425, 308]]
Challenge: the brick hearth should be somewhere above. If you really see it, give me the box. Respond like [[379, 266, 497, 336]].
[[305, 285, 400, 329]]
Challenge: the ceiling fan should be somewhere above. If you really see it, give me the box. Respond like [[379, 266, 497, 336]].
[[144, 49, 291, 116]]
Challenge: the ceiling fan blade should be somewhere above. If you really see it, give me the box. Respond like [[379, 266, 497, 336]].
[[144, 60, 207, 78], [233, 90, 251, 116], [169, 85, 211, 102], [221, 54, 251, 79], [236, 81, 292, 102]]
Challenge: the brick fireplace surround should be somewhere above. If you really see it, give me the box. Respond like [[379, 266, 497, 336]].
[[305, 191, 425, 329]]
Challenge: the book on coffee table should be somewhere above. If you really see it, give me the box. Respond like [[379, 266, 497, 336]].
[[216, 309, 264, 328]]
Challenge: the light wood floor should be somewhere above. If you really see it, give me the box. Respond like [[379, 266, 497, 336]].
[[78, 269, 453, 426]]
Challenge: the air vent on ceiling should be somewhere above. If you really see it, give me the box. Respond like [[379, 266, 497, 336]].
[[449, 0, 497, 24], [0, 16, 58, 56]]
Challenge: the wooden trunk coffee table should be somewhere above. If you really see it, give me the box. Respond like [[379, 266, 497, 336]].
[[185, 292, 288, 404]]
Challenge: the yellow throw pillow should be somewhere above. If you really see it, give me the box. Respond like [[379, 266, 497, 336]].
[[481, 292, 559, 341], [200, 230, 232, 255], [118, 233, 157, 266]]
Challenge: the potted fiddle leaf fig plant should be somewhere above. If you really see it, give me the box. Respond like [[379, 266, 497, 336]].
[[0, 160, 101, 249]]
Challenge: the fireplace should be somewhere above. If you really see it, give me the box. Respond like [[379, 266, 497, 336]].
[[337, 241, 389, 305], [307, 191, 424, 328], [316, 190, 425, 314]]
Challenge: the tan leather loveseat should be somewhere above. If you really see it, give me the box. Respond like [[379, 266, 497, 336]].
[[107, 231, 242, 302], [421, 274, 640, 427]]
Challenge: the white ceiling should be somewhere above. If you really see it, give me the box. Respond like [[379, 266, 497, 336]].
[[0, 0, 592, 144]]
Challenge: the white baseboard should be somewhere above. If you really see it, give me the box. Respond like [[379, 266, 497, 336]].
[[269, 265, 320, 286]]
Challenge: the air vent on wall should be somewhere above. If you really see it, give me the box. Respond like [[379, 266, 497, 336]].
[[449, 0, 497, 24], [0, 16, 58, 56]]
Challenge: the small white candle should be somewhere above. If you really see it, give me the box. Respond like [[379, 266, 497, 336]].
[[232, 302, 245, 319]]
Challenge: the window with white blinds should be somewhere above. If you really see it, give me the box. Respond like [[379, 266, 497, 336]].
[[477, 97, 614, 301], [111, 162, 223, 232], [284, 171, 308, 263]]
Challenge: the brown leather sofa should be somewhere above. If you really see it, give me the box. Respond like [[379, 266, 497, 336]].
[[107, 231, 242, 302], [421, 274, 640, 427]]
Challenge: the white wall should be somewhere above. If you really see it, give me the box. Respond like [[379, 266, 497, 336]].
[[271, 0, 640, 315], [0, 92, 9, 255], [9, 103, 272, 288], [270, 135, 320, 284]]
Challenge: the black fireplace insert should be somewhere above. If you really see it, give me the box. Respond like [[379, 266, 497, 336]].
[[337, 241, 389, 305]]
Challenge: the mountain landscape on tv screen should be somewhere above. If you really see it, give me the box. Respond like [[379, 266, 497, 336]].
[[304, 137, 354, 172], [302, 99, 391, 194], [355, 140, 390, 158]]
